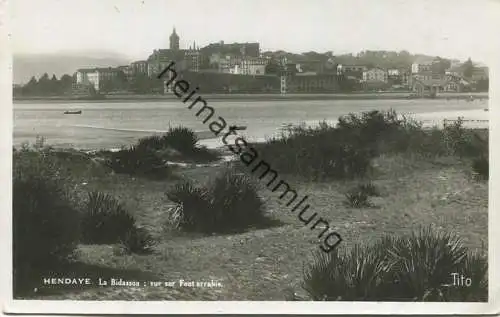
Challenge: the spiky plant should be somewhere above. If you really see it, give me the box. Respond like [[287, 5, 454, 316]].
[[119, 226, 156, 255], [344, 188, 371, 208], [162, 126, 199, 154], [357, 182, 380, 197], [165, 170, 266, 233], [81, 191, 136, 244], [472, 156, 489, 180], [166, 181, 212, 232], [385, 227, 470, 301], [303, 236, 396, 301], [302, 228, 488, 302]]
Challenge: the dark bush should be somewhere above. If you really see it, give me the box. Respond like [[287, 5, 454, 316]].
[[166, 170, 267, 233], [167, 181, 212, 231], [120, 227, 156, 254], [136, 127, 220, 163], [344, 188, 371, 208], [472, 155, 489, 180], [13, 151, 80, 293], [256, 122, 373, 180], [162, 126, 199, 154], [80, 191, 136, 244], [357, 182, 380, 197], [105, 145, 170, 179], [208, 170, 266, 231], [137, 134, 165, 151], [302, 227, 487, 301], [303, 236, 395, 301]]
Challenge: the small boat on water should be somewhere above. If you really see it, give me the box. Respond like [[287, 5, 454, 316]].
[[229, 125, 247, 131], [64, 110, 82, 115]]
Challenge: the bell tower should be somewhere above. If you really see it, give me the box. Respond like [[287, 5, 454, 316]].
[[169, 27, 180, 51]]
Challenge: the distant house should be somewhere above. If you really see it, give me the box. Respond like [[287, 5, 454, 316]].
[[363, 67, 388, 83], [76, 67, 124, 92], [336, 64, 367, 81], [445, 65, 464, 77], [410, 71, 451, 96], [411, 56, 436, 74], [337, 64, 367, 75], [129, 60, 149, 77], [471, 67, 489, 81]]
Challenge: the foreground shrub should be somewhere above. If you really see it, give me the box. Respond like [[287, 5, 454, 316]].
[[13, 151, 80, 293], [166, 170, 267, 233], [256, 122, 373, 180], [80, 191, 136, 244], [344, 188, 371, 208], [302, 227, 487, 301], [105, 145, 170, 179], [343, 182, 380, 208], [162, 126, 199, 154], [472, 156, 489, 180], [256, 111, 489, 181], [137, 134, 165, 151], [119, 227, 156, 254], [167, 182, 211, 232], [303, 236, 395, 301], [137, 127, 220, 163]]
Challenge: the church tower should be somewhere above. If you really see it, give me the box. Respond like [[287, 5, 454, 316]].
[[169, 27, 180, 50]]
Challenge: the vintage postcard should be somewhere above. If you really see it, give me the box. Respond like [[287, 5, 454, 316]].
[[2, 0, 499, 314]]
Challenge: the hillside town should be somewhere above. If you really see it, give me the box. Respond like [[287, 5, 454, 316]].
[[14, 27, 489, 97]]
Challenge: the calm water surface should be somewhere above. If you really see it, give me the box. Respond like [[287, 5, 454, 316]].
[[13, 99, 488, 150]]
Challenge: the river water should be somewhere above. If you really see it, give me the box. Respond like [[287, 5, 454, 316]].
[[13, 98, 489, 150]]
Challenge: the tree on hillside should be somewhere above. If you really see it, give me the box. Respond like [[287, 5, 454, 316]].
[[432, 57, 451, 74], [265, 59, 281, 75], [38, 73, 51, 95], [462, 58, 475, 78], [50, 74, 59, 94], [22, 76, 38, 95], [59, 74, 74, 94]]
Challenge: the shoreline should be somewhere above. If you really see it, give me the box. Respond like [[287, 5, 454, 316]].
[[13, 92, 489, 103]]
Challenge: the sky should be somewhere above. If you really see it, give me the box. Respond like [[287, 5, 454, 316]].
[[9, 0, 500, 63]]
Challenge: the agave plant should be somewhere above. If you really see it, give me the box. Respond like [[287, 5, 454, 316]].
[[81, 191, 136, 244], [302, 240, 394, 301], [119, 226, 156, 255], [165, 170, 266, 233], [385, 227, 469, 301], [302, 227, 487, 302], [162, 126, 199, 154], [344, 188, 371, 208]]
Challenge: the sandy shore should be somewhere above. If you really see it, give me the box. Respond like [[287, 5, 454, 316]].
[[14, 92, 489, 103]]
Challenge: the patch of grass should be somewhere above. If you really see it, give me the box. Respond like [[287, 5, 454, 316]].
[[302, 227, 488, 301], [166, 169, 270, 234]]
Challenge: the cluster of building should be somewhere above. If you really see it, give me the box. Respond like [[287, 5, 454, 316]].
[[75, 28, 274, 92], [337, 57, 488, 95], [74, 27, 489, 94]]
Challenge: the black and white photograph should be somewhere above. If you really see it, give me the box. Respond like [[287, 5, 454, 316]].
[[2, 0, 499, 314]]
